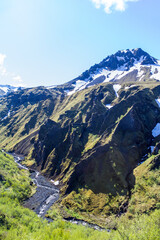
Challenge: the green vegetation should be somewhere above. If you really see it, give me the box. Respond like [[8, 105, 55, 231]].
[[50, 189, 126, 227], [0, 150, 110, 240], [1, 150, 160, 239], [0, 151, 33, 201], [127, 154, 160, 216], [48, 153, 160, 235], [82, 133, 100, 153]]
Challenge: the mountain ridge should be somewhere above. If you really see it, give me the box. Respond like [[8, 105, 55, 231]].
[[0, 84, 21, 96], [56, 48, 160, 95]]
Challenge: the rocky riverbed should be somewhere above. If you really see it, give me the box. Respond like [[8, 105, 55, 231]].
[[12, 153, 106, 231], [12, 153, 59, 217]]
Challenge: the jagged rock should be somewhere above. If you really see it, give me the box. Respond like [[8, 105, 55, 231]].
[[152, 142, 160, 155]]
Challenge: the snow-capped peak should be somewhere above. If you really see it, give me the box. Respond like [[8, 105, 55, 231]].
[[103, 48, 157, 70], [59, 48, 160, 96]]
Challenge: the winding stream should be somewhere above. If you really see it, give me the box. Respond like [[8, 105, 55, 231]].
[[12, 153, 106, 231], [13, 153, 59, 217]]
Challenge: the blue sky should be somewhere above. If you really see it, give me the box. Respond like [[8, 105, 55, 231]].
[[0, 0, 159, 87]]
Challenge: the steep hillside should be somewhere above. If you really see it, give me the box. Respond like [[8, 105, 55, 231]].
[[28, 82, 160, 224], [0, 86, 65, 153], [1, 49, 160, 226], [127, 152, 160, 216]]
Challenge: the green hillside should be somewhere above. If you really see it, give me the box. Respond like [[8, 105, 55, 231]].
[[1, 82, 160, 225], [0, 151, 160, 239]]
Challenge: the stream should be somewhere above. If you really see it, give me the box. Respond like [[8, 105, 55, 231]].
[[13, 153, 60, 217], [12, 153, 106, 231]]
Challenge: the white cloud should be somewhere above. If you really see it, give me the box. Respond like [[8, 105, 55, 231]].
[[0, 54, 6, 65], [12, 75, 24, 87], [0, 54, 7, 78], [13, 75, 23, 83], [0, 54, 24, 87], [91, 0, 139, 13]]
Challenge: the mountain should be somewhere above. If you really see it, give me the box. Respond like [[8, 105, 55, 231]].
[[0, 86, 64, 152], [0, 84, 19, 96], [57, 48, 160, 95], [0, 48, 160, 226]]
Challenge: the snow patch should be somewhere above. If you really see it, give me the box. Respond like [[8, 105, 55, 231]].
[[150, 61, 160, 81], [156, 99, 160, 108], [113, 84, 121, 98], [67, 80, 86, 96], [8, 110, 10, 117], [152, 123, 160, 137], [51, 180, 59, 186], [117, 56, 125, 61], [1, 110, 11, 121], [106, 104, 113, 109], [125, 85, 136, 90], [150, 146, 155, 153], [46, 85, 56, 89], [151, 65, 158, 75], [120, 50, 128, 53], [0, 87, 8, 93], [0, 85, 18, 95], [151, 69, 160, 80]]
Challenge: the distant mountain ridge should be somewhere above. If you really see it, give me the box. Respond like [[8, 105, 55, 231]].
[[58, 48, 160, 95], [0, 85, 19, 96]]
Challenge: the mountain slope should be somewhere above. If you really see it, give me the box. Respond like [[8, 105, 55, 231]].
[[29, 83, 160, 223], [0, 84, 19, 96], [0, 49, 160, 226], [0, 86, 65, 153], [57, 48, 160, 95]]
